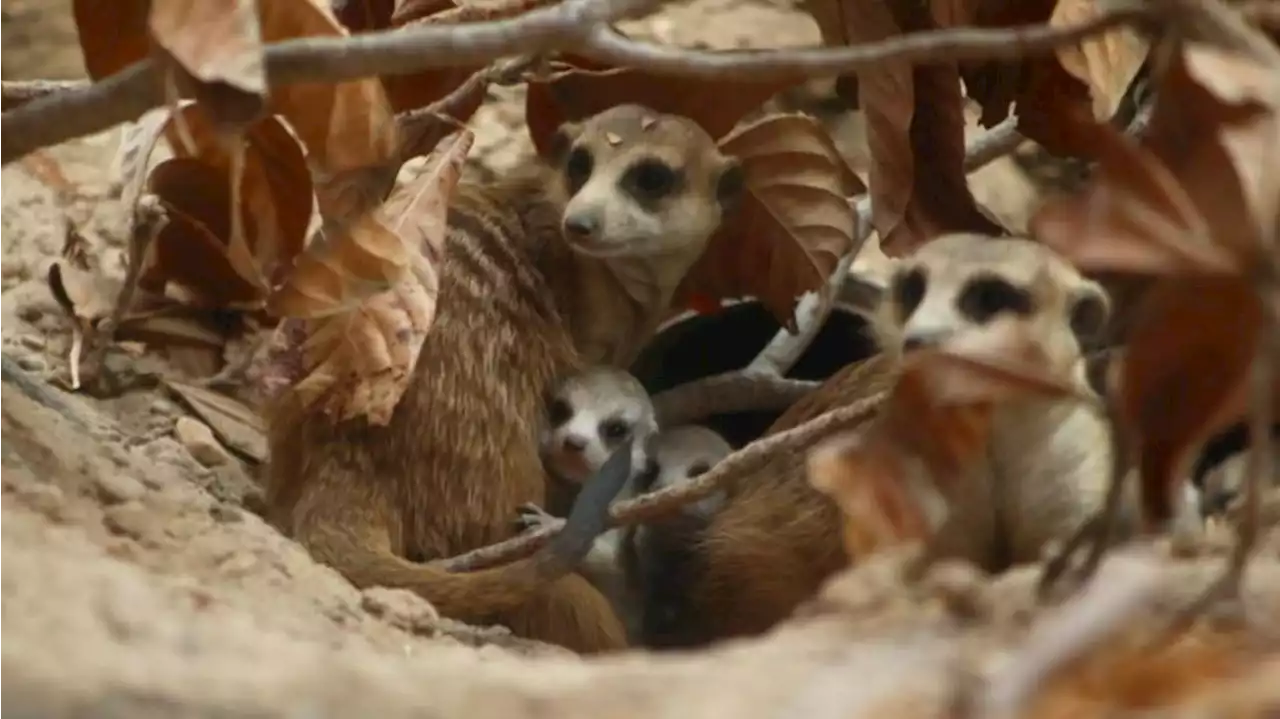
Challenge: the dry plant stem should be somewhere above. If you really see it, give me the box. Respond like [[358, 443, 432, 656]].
[[396, 56, 536, 161], [444, 392, 886, 571], [1, 5, 1151, 165], [1038, 396, 1130, 600], [981, 553, 1164, 719], [0, 80, 85, 111], [81, 200, 169, 383]]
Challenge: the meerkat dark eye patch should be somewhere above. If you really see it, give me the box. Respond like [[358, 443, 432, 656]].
[[892, 267, 927, 319], [564, 146, 593, 193], [686, 461, 711, 478], [623, 158, 681, 203], [958, 275, 1033, 323], [599, 417, 632, 442], [1069, 290, 1109, 344], [548, 398, 573, 427]]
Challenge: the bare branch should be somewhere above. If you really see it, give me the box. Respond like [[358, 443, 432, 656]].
[[2, 2, 1152, 165], [443, 390, 885, 571], [1, 80, 87, 111], [651, 371, 822, 427]]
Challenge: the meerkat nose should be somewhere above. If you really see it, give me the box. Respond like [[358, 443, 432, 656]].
[[563, 214, 597, 240], [562, 435, 588, 452]]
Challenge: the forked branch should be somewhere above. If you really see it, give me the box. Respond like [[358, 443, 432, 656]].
[[2, 1, 1151, 165]]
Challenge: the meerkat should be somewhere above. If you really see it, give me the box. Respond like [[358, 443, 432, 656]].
[[264, 104, 745, 653], [527, 367, 734, 640], [646, 233, 1163, 647]]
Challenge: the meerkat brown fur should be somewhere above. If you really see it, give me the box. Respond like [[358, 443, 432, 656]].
[[264, 105, 744, 653], [652, 234, 1133, 647]]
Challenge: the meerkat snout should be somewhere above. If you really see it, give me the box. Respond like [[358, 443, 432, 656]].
[[542, 367, 658, 484]]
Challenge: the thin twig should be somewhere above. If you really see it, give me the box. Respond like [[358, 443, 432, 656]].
[[1, 79, 86, 111], [443, 391, 885, 570], [1, 3, 1153, 165], [650, 371, 822, 427]]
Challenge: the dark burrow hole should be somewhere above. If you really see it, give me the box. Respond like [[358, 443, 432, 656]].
[[631, 300, 881, 448]]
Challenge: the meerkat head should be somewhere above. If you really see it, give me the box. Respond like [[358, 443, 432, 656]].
[[876, 234, 1111, 371], [541, 367, 659, 483], [647, 425, 733, 517], [547, 104, 745, 261]]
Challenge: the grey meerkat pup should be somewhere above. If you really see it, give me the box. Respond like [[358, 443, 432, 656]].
[[264, 104, 745, 654], [528, 366, 734, 641], [653, 233, 1206, 647]]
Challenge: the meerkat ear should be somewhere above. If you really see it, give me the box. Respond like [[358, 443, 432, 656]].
[[548, 122, 582, 164], [1069, 282, 1111, 344], [715, 157, 745, 211]]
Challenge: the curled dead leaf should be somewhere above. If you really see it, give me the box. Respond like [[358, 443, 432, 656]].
[[148, 0, 267, 130], [1050, 0, 1149, 120], [676, 113, 861, 326], [268, 129, 472, 320], [162, 105, 313, 287], [255, 0, 400, 223], [1032, 36, 1280, 525], [71, 0, 151, 80], [145, 158, 266, 308]]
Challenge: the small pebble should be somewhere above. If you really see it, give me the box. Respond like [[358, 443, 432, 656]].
[[16, 354, 45, 372], [13, 482, 70, 522], [209, 503, 242, 524], [18, 334, 45, 350], [93, 472, 146, 504], [361, 587, 441, 632], [17, 304, 43, 323], [174, 416, 230, 467], [102, 501, 154, 540]]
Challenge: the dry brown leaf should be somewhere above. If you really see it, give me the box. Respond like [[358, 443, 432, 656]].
[[675, 114, 860, 327], [46, 226, 125, 389], [255, 0, 400, 223], [270, 134, 474, 423], [267, 129, 472, 320], [1032, 37, 1280, 524], [331, 0, 396, 31], [808, 316, 1090, 555], [524, 44, 806, 159], [71, 0, 151, 80], [166, 379, 268, 462], [803, 0, 1001, 256], [148, 0, 267, 129], [145, 158, 266, 308], [1050, 0, 1149, 120], [162, 105, 313, 287], [112, 107, 178, 209]]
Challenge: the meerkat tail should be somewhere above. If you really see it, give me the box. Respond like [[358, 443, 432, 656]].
[[298, 445, 634, 622]]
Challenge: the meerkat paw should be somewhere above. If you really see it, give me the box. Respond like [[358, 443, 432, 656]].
[[515, 502, 562, 533]]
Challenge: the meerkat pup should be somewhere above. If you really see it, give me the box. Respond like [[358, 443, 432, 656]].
[[265, 105, 745, 654], [529, 367, 734, 640], [655, 234, 1160, 647]]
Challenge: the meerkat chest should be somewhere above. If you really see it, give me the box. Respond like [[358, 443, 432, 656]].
[[565, 255, 671, 367]]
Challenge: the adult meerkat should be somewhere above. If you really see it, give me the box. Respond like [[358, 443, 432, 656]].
[[530, 367, 734, 640], [647, 234, 1150, 647], [265, 105, 744, 654]]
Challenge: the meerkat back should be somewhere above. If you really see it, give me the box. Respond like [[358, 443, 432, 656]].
[[264, 105, 745, 654]]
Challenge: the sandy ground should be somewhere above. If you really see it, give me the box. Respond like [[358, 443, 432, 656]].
[[3, 1, 1279, 717]]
